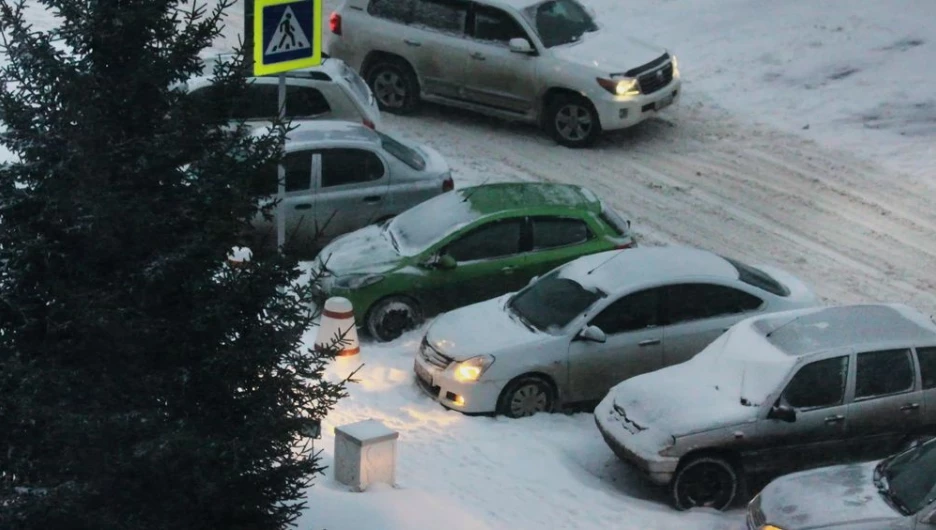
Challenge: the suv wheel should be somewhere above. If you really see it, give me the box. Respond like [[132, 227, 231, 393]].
[[670, 455, 740, 511], [365, 59, 420, 115], [544, 94, 601, 148]]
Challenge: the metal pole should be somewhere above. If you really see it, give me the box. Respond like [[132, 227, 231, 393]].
[[276, 73, 286, 252]]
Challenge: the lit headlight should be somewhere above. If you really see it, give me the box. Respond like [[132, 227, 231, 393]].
[[333, 274, 384, 290], [760, 526, 784, 530], [596, 76, 640, 96], [452, 355, 495, 383], [671, 55, 680, 77]]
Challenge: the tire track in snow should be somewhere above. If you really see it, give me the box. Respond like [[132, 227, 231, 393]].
[[384, 93, 936, 315]]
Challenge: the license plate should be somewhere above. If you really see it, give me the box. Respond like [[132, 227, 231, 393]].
[[656, 94, 675, 110], [414, 359, 432, 386]]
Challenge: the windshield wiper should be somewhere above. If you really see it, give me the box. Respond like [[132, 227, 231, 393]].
[[385, 226, 400, 252], [874, 460, 911, 516], [506, 303, 537, 332]]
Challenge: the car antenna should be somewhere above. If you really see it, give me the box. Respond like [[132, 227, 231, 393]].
[[460, 176, 493, 202], [586, 248, 628, 275], [765, 313, 802, 338]]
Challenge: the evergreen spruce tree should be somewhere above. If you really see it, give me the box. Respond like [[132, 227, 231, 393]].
[[0, 1, 349, 528]]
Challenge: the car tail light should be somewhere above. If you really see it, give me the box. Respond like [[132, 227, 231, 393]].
[[442, 176, 454, 192], [329, 12, 341, 35], [615, 242, 635, 250], [362, 118, 375, 129]]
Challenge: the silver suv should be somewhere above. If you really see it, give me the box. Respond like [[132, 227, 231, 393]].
[[325, 0, 680, 148]]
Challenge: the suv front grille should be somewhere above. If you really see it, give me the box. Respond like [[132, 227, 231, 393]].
[[637, 62, 674, 95], [419, 337, 452, 369]]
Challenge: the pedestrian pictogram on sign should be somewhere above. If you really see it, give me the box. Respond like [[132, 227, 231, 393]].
[[253, 0, 322, 76]]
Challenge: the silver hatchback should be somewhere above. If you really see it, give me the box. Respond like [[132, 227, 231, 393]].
[[248, 121, 452, 255]]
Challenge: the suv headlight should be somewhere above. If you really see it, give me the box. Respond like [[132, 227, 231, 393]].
[[671, 55, 680, 77], [596, 76, 640, 96], [333, 274, 384, 290], [452, 355, 495, 383]]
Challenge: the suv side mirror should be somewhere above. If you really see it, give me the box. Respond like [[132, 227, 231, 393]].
[[768, 403, 797, 423], [528, 275, 539, 286], [577, 325, 606, 343], [508, 38, 534, 54], [437, 253, 457, 270]]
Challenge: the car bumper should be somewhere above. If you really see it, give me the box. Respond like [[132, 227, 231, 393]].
[[413, 349, 501, 414], [593, 397, 679, 485], [592, 77, 682, 131]]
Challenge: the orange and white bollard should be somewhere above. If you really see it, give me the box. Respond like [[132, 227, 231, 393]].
[[315, 297, 360, 357]]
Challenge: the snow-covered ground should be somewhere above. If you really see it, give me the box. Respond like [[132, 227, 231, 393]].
[[9, 0, 936, 528]]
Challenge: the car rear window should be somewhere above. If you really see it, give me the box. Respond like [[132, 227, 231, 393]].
[[722, 256, 791, 297], [376, 131, 426, 170], [598, 202, 630, 235], [340, 62, 374, 105]]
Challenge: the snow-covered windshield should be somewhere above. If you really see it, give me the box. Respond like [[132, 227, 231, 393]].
[[508, 270, 603, 333], [387, 191, 480, 256], [884, 439, 936, 513], [521, 0, 598, 48]]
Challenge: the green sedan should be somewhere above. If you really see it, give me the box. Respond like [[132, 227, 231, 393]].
[[313, 182, 636, 341]]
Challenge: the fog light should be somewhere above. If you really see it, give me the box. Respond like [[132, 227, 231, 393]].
[[445, 391, 465, 406]]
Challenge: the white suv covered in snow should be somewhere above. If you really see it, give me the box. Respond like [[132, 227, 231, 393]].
[[325, 0, 680, 148]]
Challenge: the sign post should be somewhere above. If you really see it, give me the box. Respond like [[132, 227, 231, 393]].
[[253, 0, 323, 251]]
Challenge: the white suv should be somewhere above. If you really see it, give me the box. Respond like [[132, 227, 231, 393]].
[[183, 56, 382, 130], [326, 0, 680, 147]]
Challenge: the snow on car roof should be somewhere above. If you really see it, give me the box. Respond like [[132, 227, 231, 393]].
[[249, 120, 379, 147], [755, 303, 936, 357], [558, 246, 737, 294], [482, 0, 545, 12]]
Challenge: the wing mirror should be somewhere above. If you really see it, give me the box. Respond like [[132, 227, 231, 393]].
[[508, 38, 534, 54], [768, 403, 797, 423], [437, 253, 457, 270], [528, 275, 539, 286], [577, 325, 607, 343]]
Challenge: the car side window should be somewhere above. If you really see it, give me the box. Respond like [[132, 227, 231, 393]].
[[918, 347, 936, 390], [188, 83, 278, 121], [283, 151, 314, 192], [589, 288, 661, 335], [286, 86, 330, 118], [445, 219, 521, 261], [472, 5, 528, 45], [531, 217, 591, 250], [411, 0, 468, 34], [664, 283, 763, 324], [782, 356, 849, 409], [855, 349, 915, 399], [319, 149, 385, 188], [368, 0, 413, 22]]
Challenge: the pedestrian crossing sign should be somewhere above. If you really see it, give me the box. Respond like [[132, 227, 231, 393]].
[[253, 0, 322, 76]]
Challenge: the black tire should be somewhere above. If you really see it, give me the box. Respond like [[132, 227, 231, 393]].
[[543, 94, 602, 148], [365, 296, 422, 342], [365, 59, 420, 115], [496, 375, 555, 418], [670, 455, 740, 511]]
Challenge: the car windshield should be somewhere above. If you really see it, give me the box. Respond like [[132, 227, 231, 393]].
[[387, 191, 481, 256], [881, 439, 936, 514], [376, 131, 426, 171], [521, 0, 598, 48], [507, 270, 603, 333]]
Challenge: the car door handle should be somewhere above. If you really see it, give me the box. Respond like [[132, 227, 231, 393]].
[[501, 266, 515, 274], [294, 203, 311, 210], [404, 39, 421, 47], [363, 196, 381, 203], [638, 339, 660, 347], [900, 403, 920, 411], [824, 414, 845, 424], [469, 51, 486, 61]]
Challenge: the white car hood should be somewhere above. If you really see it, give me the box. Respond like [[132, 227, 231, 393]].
[[426, 295, 544, 361], [756, 462, 901, 529], [315, 224, 399, 276], [551, 30, 667, 74]]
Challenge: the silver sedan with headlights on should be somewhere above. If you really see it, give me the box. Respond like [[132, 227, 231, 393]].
[[412, 246, 818, 418]]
